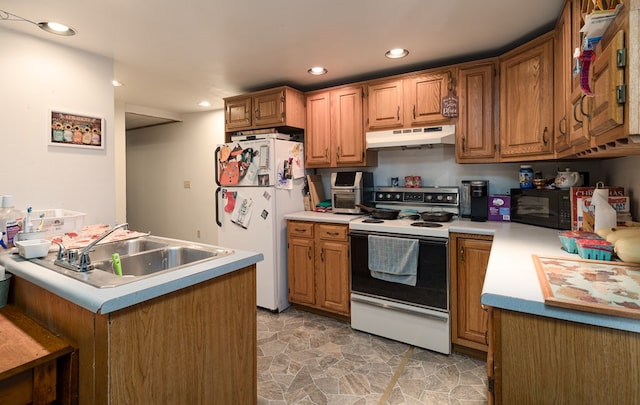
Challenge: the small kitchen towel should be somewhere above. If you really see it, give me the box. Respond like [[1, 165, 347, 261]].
[[368, 235, 418, 286]]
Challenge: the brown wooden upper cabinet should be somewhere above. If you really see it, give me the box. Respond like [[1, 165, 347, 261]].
[[366, 78, 404, 130], [223, 86, 305, 135], [499, 33, 555, 161], [305, 85, 376, 168], [366, 70, 454, 131], [456, 61, 498, 163]]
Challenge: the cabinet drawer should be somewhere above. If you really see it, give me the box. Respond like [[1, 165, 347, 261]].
[[316, 224, 348, 241], [288, 221, 314, 238]]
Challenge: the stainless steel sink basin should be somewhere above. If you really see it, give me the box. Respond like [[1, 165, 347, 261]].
[[32, 235, 234, 288], [86, 238, 169, 262], [92, 246, 217, 276]]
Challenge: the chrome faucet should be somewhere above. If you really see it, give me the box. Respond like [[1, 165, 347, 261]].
[[55, 223, 129, 272]]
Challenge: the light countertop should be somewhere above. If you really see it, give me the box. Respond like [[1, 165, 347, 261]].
[[1, 245, 263, 315], [450, 220, 640, 333], [284, 211, 363, 224], [283, 213, 639, 332]]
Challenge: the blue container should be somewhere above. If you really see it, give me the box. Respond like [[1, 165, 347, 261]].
[[519, 165, 534, 189]]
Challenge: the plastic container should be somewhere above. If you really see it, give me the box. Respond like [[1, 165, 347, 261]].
[[1, 195, 24, 247], [15, 239, 52, 259], [576, 238, 614, 261], [519, 165, 534, 189], [28, 209, 85, 236], [558, 231, 603, 253]]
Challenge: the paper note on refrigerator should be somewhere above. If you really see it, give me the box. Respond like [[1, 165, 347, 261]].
[[231, 195, 253, 228]]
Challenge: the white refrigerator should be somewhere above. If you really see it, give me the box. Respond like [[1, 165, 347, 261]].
[[215, 133, 305, 311]]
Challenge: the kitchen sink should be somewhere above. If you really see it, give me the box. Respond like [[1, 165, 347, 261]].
[[85, 238, 169, 262], [91, 246, 218, 276], [32, 235, 234, 288]]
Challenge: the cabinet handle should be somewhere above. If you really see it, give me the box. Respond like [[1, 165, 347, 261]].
[[320, 248, 325, 262], [327, 231, 339, 236], [295, 228, 307, 233], [542, 127, 548, 145], [579, 94, 591, 119], [573, 101, 583, 124], [336, 146, 341, 158], [558, 115, 567, 137], [324, 148, 328, 158], [397, 106, 400, 121], [412, 105, 416, 119], [460, 246, 464, 263], [307, 246, 312, 260], [255, 108, 260, 119], [461, 136, 466, 152]]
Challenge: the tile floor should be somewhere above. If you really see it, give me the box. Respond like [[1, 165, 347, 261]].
[[257, 307, 488, 405]]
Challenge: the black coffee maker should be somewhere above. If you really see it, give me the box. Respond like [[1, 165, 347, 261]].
[[470, 180, 489, 222]]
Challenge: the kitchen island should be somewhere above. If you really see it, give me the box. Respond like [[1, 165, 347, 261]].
[[1, 243, 263, 404], [448, 220, 640, 404]]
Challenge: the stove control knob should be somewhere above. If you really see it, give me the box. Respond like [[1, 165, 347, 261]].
[[377, 193, 384, 200], [386, 193, 392, 199], [437, 195, 443, 201], [446, 195, 453, 201], [395, 193, 401, 200], [425, 195, 433, 201]]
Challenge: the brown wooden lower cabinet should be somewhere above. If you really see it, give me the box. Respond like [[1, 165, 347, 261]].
[[287, 220, 350, 317], [487, 308, 640, 404], [450, 233, 493, 356], [12, 265, 257, 404]]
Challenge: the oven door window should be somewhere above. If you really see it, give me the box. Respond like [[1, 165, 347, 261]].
[[350, 232, 448, 311], [334, 191, 356, 210]]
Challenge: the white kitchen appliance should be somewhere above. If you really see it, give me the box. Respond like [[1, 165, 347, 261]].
[[349, 186, 459, 354], [215, 133, 305, 311]]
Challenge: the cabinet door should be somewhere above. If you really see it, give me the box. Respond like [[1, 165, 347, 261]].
[[451, 234, 492, 352], [225, 96, 252, 131], [404, 72, 450, 126], [305, 91, 332, 167], [287, 236, 315, 305], [457, 63, 497, 162], [567, 0, 590, 147], [332, 86, 365, 165], [367, 79, 403, 130], [253, 89, 285, 127], [499, 37, 554, 159], [316, 239, 350, 316], [554, 1, 572, 155], [588, 30, 625, 138]]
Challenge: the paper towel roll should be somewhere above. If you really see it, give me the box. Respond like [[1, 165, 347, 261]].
[[593, 188, 616, 232]]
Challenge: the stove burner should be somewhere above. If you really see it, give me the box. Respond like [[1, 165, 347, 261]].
[[362, 218, 384, 223], [410, 221, 443, 228]]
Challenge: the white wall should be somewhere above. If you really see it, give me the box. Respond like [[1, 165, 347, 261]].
[[126, 110, 225, 244], [317, 146, 606, 195], [0, 27, 116, 225], [603, 155, 640, 218]]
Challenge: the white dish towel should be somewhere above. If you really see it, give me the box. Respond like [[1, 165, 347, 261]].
[[368, 235, 419, 286]]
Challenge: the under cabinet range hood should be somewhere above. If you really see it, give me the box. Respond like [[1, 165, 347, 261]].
[[366, 125, 456, 150]]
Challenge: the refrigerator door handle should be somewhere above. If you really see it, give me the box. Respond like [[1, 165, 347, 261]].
[[215, 186, 222, 227], [214, 146, 221, 187]]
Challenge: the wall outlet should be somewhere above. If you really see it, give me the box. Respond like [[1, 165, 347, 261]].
[[184, 180, 191, 189]]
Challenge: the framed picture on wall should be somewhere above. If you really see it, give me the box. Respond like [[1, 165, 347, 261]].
[[49, 110, 105, 149]]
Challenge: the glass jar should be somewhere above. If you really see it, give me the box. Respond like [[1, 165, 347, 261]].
[[519, 165, 534, 189]]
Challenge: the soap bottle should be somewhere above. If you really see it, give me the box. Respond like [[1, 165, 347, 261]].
[[1, 195, 23, 247]]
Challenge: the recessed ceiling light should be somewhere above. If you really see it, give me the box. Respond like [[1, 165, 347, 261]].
[[307, 67, 328, 75], [198, 101, 211, 107], [385, 48, 409, 59], [37, 21, 76, 36], [112, 80, 124, 87]]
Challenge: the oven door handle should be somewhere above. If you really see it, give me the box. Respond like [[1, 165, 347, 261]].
[[350, 295, 448, 322]]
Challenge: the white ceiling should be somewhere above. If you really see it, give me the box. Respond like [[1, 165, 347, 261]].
[[2, 0, 564, 125]]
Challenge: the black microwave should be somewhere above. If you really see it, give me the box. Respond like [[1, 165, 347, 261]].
[[510, 188, 571, 230]]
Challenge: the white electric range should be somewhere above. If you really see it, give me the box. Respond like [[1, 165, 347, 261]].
[[348, 186, 459, 354]]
